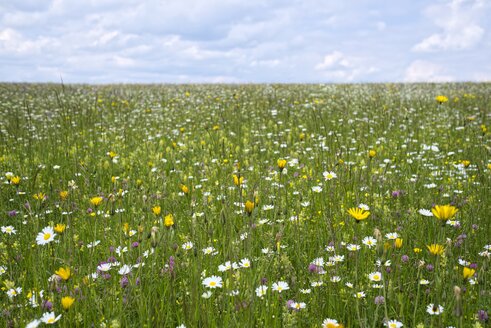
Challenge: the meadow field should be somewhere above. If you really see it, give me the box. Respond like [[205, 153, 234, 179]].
[[0, 83, 490, 327]]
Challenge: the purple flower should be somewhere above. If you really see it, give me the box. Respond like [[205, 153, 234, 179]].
[[401, 255, 409, 263], [42, 300, 53, 311], [131, 242, 139, 248], [286, 300, 295, 309], [426, 264, 434, 272], [120, 276, 129, 288], [261, 277, 268, 285], [7, 210, 17, 217], [469, 263, 478, 269], [477, 310, 489, 322], [374, 296, 385, 305]]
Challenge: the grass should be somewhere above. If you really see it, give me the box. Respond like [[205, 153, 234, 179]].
[[0, 83, 490, 327]]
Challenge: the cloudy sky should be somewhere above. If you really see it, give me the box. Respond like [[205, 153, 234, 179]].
[[0, 0, 490, 83]]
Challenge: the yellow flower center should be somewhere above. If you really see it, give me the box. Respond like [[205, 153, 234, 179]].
[[209, 281, 216, 287], [44, 233, 51, 240], [48, 318, 55, 323]]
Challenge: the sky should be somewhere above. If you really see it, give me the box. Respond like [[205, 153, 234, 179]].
[[0, 0, 490, 83]]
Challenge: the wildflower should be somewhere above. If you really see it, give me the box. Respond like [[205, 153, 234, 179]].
[[182, 242, 194, 250], [418, 209, 433, 217], [6, 287, 22, 298], [1, 225, 16, 235], [163, 214, 174, 228], [426, 303, 444, 315], [40, 312, 62, 324], [239, 258, 251, 268], [463, 267, 476, 280], [461, 160, 471, 167], [427, 244, 444, 256], [255, 285, 268, 298], [277, 159, 287, 171], [414, 248, 422, 253], [374, 296, 385, 305], [180, 184, 189, 194], [33, 192, 46, 201], [202, 276, 222, 288], [36, 226, 56, 245], [245, 200, 254, 215], [354, 291, 366, 299], [346, 244, 361, 251], [152, 206, 161, 216], [118, 265, 132, 275], [322, 318, 343, 328], [289, 301, 306, 310], [477, 310, 489, 322], [272, 281, 289, 293], [10, 175, 21, 185], [330, 276, 341, 283], [347, 207, 370, 222], [25, 319, 41, 328], [362, 236, 377, 248], [54, 224, 66, 233], [385, 320, 403, 328], [312, 186, 323, 193], [394, 238, 403, 249], [385, 232, 399, 240], [90, 196, 103, 207], [233, 174, 244, 186], [369, 149, 377, 158], [435, 95, 448, 104], [55, 267, 71, 281], [107, 151, 117, 159], [323, 171, 337, 180], [419, 279, 430, 285], [97, 263, 112, 272], [61, 296, 75, 310], [431, 205, 458, 221], [59, 190, 69, 201], [368, 272, 382, 282]]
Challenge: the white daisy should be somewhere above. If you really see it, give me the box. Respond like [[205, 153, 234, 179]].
[[368, 272, 382, 282], [385, 319, 403, 328], [202, 275, 223, 289], [182, 241, 194, 250], [426, 303, 444, 315], [311, 186, 323, 193], [40, 312, 62, 324], [385, 232, 399, 240], [255, 285, 268, 298], [118, 264, 132, 275], [1, 225, 16, 235], [323, 171, 337, 180], [36, 226, 56, 245], [272, 281, 289, 293], [239, 258, 251, 268], [418, 209, 433, 217], [362, 236, 377, 248]]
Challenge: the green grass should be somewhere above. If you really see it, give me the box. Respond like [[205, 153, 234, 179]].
[[0, 83, 490, 327]]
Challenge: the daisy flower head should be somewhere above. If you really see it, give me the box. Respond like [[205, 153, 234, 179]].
[[40, 312, 62, 324], [322, 318, 343, 328], [346, 244, 361, 251], [385, 232, 399, 240], [323, 171, 337, 180], [312, 186, 323, 193], [418, 209, 434, 217], [272, 281, 289, 293], [36, 226, 56, 245], [202, 275, 223, 289], [289, 301, 306, 311], [368, 271, 382, 282], [426, 303, 444, 315], [354, 291, 366, 299], [385, 319, 403, 328], [362, 236, 377, 248], [1, 225, 16, 235], [255, 285, 268, 298], [182, 241, 194, 250]]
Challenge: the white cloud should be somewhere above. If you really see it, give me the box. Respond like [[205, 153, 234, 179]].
[[413, 0, 486, 52], [315, 51, 377, 82], [404, 60, 454, 82]]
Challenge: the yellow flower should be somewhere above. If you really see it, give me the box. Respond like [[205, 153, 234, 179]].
[[463, 267, 476, 280], [277, 159, 287, 171], [54, 224, 66, 233], [427, 244, 444, 256], [180, 184, 189, 194], [10, 176, 21, 185], [107, 151, 117, 159], [90, 196, 103, 207], [435, 95, 449, 104], [488, 163, 491, 170], [59, 190, 69, 201], [347, 207, 370, 222], [164, 214, 174, 227], [431, 205, 458, 221], [152, 206, 161, 216], [61, 296, 75, 310], [55, 267, 71, 281], [461, 160, 470, 168], [233, 174, 244, 186], [245, 200, 255, 215], [368, 150, 376, 158], [413, 247, 422, 253], [33, 192, 46, 201], [394, 238, 403, 249]]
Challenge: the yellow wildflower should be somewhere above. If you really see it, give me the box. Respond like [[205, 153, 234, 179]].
[[55, 267, 71, 281], [427, 244, 444, 256], [347, 207, 370, 222], [431, 205, 458, 221], [61, 296, 75, 310]]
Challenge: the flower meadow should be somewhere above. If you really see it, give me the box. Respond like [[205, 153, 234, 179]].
[[0, 83, 490, 327]]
